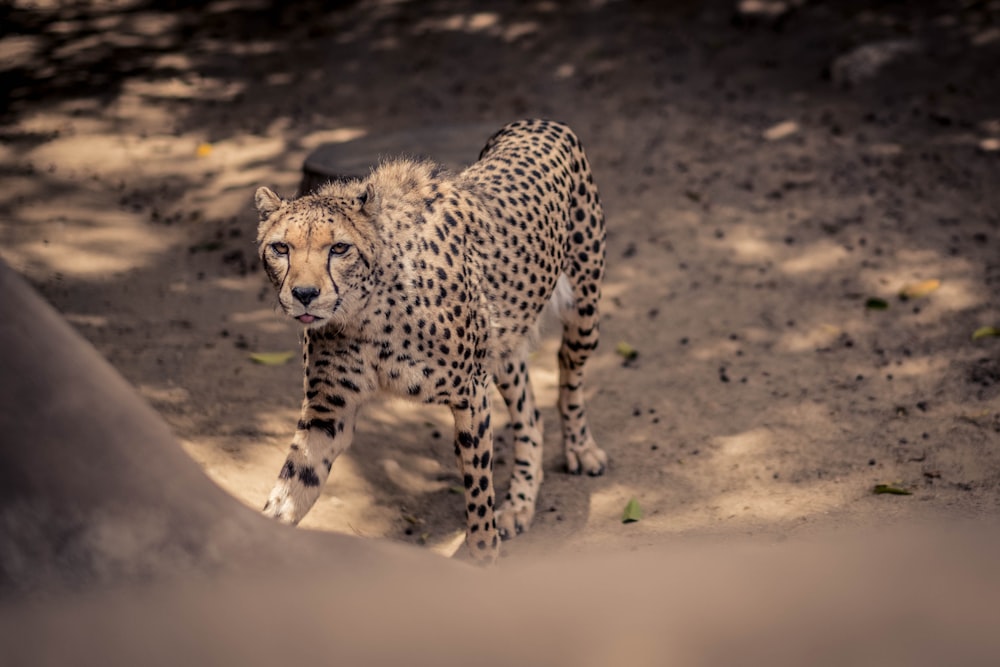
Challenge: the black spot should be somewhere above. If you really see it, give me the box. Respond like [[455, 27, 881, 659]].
[[307, 418, 338, 438], [338, 378, 361, 392], [298, 466, 321, 487], [464, 473, 474, 489], [279, 460, 295, 479]]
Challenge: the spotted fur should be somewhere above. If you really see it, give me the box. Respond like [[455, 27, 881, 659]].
[[255, 119, 606, 564]]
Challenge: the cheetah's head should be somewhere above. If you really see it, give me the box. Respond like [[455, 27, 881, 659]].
[[254, 182, 381, 331]]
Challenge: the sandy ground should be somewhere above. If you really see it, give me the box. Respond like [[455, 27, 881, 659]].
[[2, 0, 999, 561]]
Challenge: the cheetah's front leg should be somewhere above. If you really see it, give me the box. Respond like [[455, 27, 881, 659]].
[[451, 375, 499, 564], [262, 407, 358, 524], [263, 362, 361, 525], [494, 357, 544, 540]]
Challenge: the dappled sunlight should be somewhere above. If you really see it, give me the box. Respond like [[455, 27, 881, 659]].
[[3, 116, 334, 281], [526, 334, 565, 407], [298, 127, 369, 151], [426, 529, 467, 558], [856, 250, 983, 312], [137, 384, 191, 407], [416, 12, 540, 43], [779, 240, 849, 275], [181, 433, 398, 539], [63, 312, 110, 328], [689, 335, 744, 361], [364, 398, 452, 430], [777, 322, 844, 353], [211, 275, 265, 292], [715, 426, 772, 458], [645, 479, 850, 532], [227, 308, 296, 335], [0, 35, 43, 69], [27, 133, 179, 173], [917, 278, 982, 313], [381, 457, 452, 494], [890, 356, 952, 380], [724, 224, 780, 264], [298, 453, 399, 537], [5, 204, 181, 279]]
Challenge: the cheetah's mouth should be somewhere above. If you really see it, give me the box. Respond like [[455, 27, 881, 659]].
[[296, 314, 321, 324]]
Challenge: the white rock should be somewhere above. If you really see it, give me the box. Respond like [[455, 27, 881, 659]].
[[830, 40, 920, 86]]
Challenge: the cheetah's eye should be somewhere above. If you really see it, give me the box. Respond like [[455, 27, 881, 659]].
[[330, 242, 352, 257], [270, 242, 289, 256]]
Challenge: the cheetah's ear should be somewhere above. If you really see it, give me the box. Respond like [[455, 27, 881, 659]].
[[254, 186, 283, 221], [354, 182, 380, 217]]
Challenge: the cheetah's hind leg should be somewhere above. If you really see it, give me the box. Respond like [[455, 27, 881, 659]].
[[554, 274, 608, 476], [494, 355, 545, 540]]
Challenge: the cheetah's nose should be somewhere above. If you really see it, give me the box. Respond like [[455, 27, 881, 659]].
[[291, 286, 320, 306]]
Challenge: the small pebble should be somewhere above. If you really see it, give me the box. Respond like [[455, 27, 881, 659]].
[[763, 120, 800, 141]]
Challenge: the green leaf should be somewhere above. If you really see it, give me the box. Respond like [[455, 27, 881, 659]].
[[972, 326, 1000, 340], [249, 351, 295, 365], [616, 342, 639, 361], [873, 483, 912, 496], [448, 485, 465, 495], [865, 297, 889, 311], [622, 497, 643, 523]]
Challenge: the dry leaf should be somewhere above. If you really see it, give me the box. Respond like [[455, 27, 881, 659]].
[[616, 342, 638, 361], [899, 279, 940, 299], [972, 326, 1000, 340], [873, 483, 912, 496], [249, 351, 295, 365]]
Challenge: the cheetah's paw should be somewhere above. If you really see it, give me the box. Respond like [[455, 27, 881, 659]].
[[262, 483, 302, 525], [566, 444, 608, 476], [495, 501, 536, 541]]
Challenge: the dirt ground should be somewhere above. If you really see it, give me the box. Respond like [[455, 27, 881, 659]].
[[2, 0, 999, 562]]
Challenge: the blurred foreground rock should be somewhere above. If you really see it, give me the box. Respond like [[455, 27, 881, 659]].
[[2, 258, 999, 666]]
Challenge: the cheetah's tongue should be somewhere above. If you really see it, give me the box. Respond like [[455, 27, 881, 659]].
[[297, 314, 317, 324]]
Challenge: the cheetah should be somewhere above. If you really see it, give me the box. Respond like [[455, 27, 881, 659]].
[[254, 119, 606, 563]]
